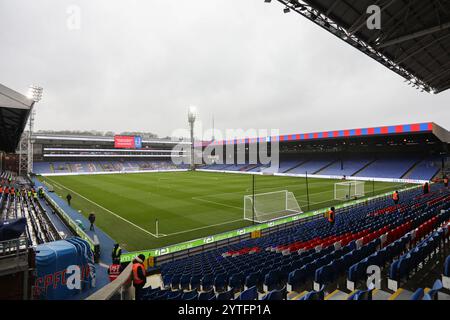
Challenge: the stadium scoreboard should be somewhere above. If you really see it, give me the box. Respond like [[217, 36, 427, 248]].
[[114, 135, 142, 149]]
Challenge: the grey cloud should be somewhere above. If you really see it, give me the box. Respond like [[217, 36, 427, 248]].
[[0, 0, 448, 138]]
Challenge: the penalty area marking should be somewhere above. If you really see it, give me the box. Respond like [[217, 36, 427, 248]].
[[45, 177, 161, 238], [162, 218, 245, 237]]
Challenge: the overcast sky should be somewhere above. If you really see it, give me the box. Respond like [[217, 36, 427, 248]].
[[0, 0, 449, 139]]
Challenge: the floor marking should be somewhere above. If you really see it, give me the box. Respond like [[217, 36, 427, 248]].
[[388, 288, 403, 300], [46, 177, 159, 238], [292, 291, 308, 300], [346, 289, 358, 300], [324, 289, 340, 300]]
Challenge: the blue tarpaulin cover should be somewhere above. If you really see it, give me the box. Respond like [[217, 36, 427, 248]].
[[34, 237, 96, 300], [0, 218, 27, 241]]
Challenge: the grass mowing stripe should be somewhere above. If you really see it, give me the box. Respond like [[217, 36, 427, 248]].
[[46, 177, 159, 238], [41, 171, 412, 251]]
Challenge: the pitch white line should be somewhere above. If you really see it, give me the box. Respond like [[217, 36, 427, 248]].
[[46, 177, 159, 238], [191, 196, 243, 210], [162, 218, 245, 237]]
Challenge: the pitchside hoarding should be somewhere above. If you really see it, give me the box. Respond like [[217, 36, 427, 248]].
[[114, 135, 142, 149]]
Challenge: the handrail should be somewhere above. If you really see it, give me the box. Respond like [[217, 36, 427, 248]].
[[86, 263, 133, 300]]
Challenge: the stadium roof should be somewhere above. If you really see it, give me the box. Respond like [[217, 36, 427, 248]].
[[201, 122, 449, 146], [274, 0, 450, 93], [0, 83, 33, 152]]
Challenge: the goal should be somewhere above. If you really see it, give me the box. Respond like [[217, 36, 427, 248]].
[[334, 181, 365, 200], [244, 190, 302, 223]]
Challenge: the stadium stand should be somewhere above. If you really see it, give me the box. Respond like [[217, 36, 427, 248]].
[[355, 157, 421, 179], [33, 160, 185, 175], [200, 156, 443, 181], [134, 184, 450, 300]]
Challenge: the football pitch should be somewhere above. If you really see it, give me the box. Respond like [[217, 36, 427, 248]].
[[40, 171, 410, 251]]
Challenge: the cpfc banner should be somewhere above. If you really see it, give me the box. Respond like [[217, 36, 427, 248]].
[[120, 184, 420, 263]]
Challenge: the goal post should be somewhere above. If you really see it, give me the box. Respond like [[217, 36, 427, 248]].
[[244, 190, 303, 223], [334, 181, 365, 200]]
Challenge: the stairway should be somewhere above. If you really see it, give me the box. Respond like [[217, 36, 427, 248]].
[[314, 160, 338, 174], [401, 159, 423, 179], [351, 159, 376, 176], [282, 160, 309, 173]]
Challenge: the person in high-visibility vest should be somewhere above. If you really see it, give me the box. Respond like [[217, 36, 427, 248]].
[[132, 254, 147, 300], [326, 207, 336, 230], [111, 243, 122, 264], [392, 191, 399, 205], [444, 176, 449, 188]]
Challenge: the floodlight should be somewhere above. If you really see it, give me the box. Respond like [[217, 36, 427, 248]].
[[188, 105, 197, 124], [27, 85, 43, 102]]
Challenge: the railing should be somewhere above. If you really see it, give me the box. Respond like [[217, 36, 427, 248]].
[[86, 263, 133, 300], [42, 191, 100, 261], [0, 237, 28, 258]]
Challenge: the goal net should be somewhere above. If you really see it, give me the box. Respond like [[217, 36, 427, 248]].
[[334, 181, 365, 200], [244, 190, 302, 223]]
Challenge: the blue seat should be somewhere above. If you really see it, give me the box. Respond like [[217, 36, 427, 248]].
[[229, 272, 244, 293], [315, 263, 335, 285], [180, 274, 191, 290], [261, 287, 286, 301], [171, 274, 181, 290], [162, 275, 173, 288], [237, 286, 258, 300], [216, 288, 234, 300], [264, 270, 281, 291], [347, 284, 375, 300], [245, 271, 260, 290], [181, 290, 198, 300], [423, 279, 443, 300], [153, 290, 169, 300], [190, 275, 201, 291], [214, 273, 228, 292], [299, 285, 325, 300], [201, 274, 214, 291], [198, 289, 215, 300], [444, 255, 450, 277], [410, 288, 424, 300], [167, 290, 182, 300]]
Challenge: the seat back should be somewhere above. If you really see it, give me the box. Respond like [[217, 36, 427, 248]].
[[237, 286, 258, 300], [216, 288, 234, 300], [198, 289, 215, 301], [410, 288, 424, 300]]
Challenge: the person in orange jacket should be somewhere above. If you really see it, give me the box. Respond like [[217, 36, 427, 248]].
[[132, 254, 147, 300], [326, 206, 336, 230], [392, 190, 399, 205]]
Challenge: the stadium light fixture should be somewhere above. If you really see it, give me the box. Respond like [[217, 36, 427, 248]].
[[27, 85, 43, 103], [188, 105, 197, 124], [264, 0, 272, 2], [283, 7, 290, 13], [188, 106, 197, 171]]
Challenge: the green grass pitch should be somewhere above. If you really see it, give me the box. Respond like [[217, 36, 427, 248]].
[[41, 171, 409, 251]]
